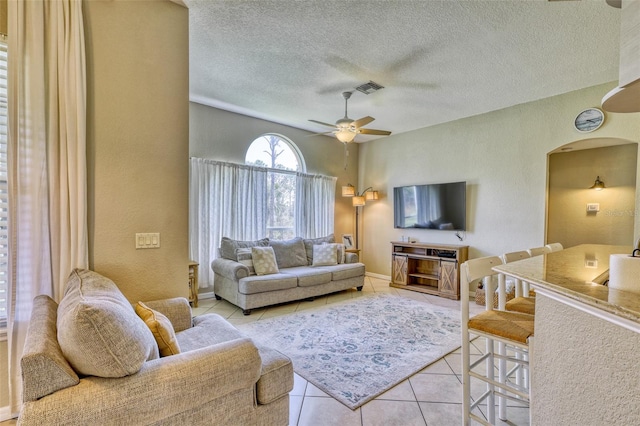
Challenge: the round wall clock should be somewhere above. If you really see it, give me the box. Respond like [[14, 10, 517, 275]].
[[574, 108, 605, 133]]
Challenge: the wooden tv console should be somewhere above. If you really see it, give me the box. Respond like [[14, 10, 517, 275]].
[[390, 242, 468, 300]]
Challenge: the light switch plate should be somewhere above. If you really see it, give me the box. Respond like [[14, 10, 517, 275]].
[[586, 203, 600, 212], [136, 233, 160, 249]]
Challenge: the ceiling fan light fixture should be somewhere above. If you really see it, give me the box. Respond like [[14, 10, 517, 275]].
[[335, 128, 356, 143]]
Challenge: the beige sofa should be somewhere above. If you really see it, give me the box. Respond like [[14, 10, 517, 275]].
[[211, 235, 365, 315], [18, 269, 293, 425]]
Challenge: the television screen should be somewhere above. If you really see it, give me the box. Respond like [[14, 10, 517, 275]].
[[394, 181, 466, 231]]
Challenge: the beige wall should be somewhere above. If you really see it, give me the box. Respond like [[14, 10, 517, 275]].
[[84, 0, 190, 302], [358, 82, 640, 277], [548, 144, 638, 248], [189, 103, 359, 291]]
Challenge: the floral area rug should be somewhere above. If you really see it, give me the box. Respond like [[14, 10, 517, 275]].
[[237, 293, 461, 410]]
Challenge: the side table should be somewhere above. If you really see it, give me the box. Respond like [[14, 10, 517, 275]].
[[188, 261, 199, 307]]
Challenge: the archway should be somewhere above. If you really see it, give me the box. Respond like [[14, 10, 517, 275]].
[[546, 138, 639, 248]]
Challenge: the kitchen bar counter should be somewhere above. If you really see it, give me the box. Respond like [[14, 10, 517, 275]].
[[492, 244, 640, 425], [493, 244, 640, 331]]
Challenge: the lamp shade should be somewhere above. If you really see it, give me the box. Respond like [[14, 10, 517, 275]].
[[365, 190, 379, 200], [352, 196, 365, 206], [342, 184, 356, 197], [590, 176, 605, 190]]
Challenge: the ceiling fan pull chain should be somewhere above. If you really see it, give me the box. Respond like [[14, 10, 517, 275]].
[[344, 142, 348, 170]]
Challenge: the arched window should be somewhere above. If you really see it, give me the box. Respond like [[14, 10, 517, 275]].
[[245, 134, 305, 239]]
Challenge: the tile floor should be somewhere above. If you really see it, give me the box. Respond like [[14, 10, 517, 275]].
[[193, 275, 530, 426], [0, 276, 530, 426]]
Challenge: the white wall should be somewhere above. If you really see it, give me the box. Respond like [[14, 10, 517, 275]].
[[359, 82, 640, 276]]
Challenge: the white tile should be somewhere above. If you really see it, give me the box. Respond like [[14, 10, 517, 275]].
[[304, 382, 330, 398], [289, 395, 304, 426], [409, 374, 462, 404], [291, 373, 308, 396], [362, 400, 426, 426], [374, 379, 416, 401], [297, 396, 362, 426], [418, 358, 455, 375], [419, 402, 486, 426]]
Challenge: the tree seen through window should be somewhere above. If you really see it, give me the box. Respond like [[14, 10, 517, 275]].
[[245, 134, 303, 240]]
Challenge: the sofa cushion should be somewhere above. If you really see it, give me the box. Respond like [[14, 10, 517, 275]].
[[135, 302, 181, 357], [220, 237, 269, 261], [252, 246, 280, 275], [312, 244, 337, 266], [236, 248, 256, 275], [328, 243, 346, 264], [57, 269, 159, 377], [316, 262, 366, 281], [279, 267, 332, 287], [269, 237, 308, 269], [238, 273, 298, 295], [176, 313, 245, 352], [302, 234, 335, 265]]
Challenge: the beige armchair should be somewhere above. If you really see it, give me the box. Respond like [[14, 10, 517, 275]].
[[18, 269, 293, 425]]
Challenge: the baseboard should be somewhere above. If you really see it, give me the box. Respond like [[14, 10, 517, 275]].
[[0, 406, 15, 422], [365, 271, 391, 281], [198, 291, 215, 300]]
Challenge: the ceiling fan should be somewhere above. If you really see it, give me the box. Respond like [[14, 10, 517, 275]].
[[309, 92, 391, 143]]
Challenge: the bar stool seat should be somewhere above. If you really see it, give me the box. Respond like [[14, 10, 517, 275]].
[[468, 309, 534, 344], [505, 296, 536, 316]]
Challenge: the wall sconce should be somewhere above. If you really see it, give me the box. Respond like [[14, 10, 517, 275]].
[[341, 184, 379, 248], [590, 176, 605, 190]]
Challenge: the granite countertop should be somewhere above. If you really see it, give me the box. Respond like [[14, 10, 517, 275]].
[[493, 244, 640, 325]]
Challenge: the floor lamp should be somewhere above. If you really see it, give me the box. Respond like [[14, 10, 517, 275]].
[[342, 184, 379, 249]]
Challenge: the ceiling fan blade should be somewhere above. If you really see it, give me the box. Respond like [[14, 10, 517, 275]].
[[351, 116, 375, 128], [308, 119, 337, 128], [359, 128, 392, 136]]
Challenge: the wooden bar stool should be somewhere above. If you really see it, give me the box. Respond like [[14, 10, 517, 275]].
[[461, 256, 535, 425]]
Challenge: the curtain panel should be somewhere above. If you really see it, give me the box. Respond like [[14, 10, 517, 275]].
[[189, 158, 337, 290], [295, 173, 336, 238], [189, 158, 268, 288], [7, 0, 88, 415]]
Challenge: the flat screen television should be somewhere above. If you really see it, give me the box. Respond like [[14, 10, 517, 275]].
[[394, 181, 466, 231]]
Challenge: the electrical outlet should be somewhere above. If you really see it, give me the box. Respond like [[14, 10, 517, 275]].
[[136, 233, 160, 249]]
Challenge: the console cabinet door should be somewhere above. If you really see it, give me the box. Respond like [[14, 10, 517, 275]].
[[438, 260, 458, 296], [392, 255, 408, 285]]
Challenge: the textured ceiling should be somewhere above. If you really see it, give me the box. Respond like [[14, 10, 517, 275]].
[[187, 0, 621, 142]]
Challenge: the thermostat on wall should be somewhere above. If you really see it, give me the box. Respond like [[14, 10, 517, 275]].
[[586, 203, 600, 212]]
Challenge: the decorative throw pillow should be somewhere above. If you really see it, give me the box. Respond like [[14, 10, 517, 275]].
[[303, 234, 335, 265], [57, 269, 159, 378], [312, 244, 338, 266], [324, 242, 346, 264], [251, 246, 280, 275], [220, 237, 269, 261], [135, 302, 181, 357], [269, 237, 308, 268], [236, 248, 256, 275]]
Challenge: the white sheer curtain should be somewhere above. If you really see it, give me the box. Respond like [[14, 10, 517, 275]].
[[295, 173, 336, 238], [7, 0, 88, 414], [189, 158, 267, 288]]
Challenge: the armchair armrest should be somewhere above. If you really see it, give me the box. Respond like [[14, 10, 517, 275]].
[[211, 257, 249, 280], [19, 338, 262, 426], [143, 297, 193, 332]]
